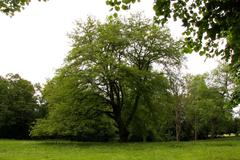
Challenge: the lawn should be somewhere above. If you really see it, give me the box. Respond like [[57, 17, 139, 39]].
[[0, 138, 240, 160]]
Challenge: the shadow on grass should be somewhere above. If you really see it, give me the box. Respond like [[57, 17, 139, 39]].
[[37, 140, 111, 147], [34, 136, 240, 150], [35, 140, 170, 151]]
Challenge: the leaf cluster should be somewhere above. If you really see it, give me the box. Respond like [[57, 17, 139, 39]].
[[0, 0, 47, 16]]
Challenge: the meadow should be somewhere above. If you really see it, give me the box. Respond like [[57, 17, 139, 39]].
[[0, 138, 240, 160]]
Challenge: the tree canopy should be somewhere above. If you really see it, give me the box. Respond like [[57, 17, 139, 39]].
[[106, 0, 240, 75]]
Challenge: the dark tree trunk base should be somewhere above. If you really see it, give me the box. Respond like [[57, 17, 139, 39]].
[[119, 126, 129, 142]]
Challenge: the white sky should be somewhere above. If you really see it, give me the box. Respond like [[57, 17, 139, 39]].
[[0, 0, 219, 84]]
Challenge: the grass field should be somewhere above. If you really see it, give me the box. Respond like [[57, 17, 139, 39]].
[[0, 138, 240, 160]]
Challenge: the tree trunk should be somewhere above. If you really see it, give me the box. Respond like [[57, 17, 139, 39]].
[[194, 129, 197, 141], [113, 112, 129, 142], [126, 93, 140, 126], [175, 114, 181, 142], [194, 109, 198, 141], [113, 107, 129, 142], [118, 124, 129, 142], [175, 104, 181, 142], [108, 80, 141, 142], [108, 80, 129, 142], [194, 119, 198, 141]]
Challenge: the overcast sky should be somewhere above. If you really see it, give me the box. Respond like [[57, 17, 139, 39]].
[[0, 0, 219, 84]]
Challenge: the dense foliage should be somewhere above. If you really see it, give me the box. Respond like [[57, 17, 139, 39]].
[[31, 71, 116, 141], [0, 74, 42, 139]]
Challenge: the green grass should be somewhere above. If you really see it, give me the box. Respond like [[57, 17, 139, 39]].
[[0, 137, 240, 160]]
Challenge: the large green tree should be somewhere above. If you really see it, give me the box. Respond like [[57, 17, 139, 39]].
[[106, 0, 240, 75], [68, 15, 183, 142], [32, 15, 183, 142]]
